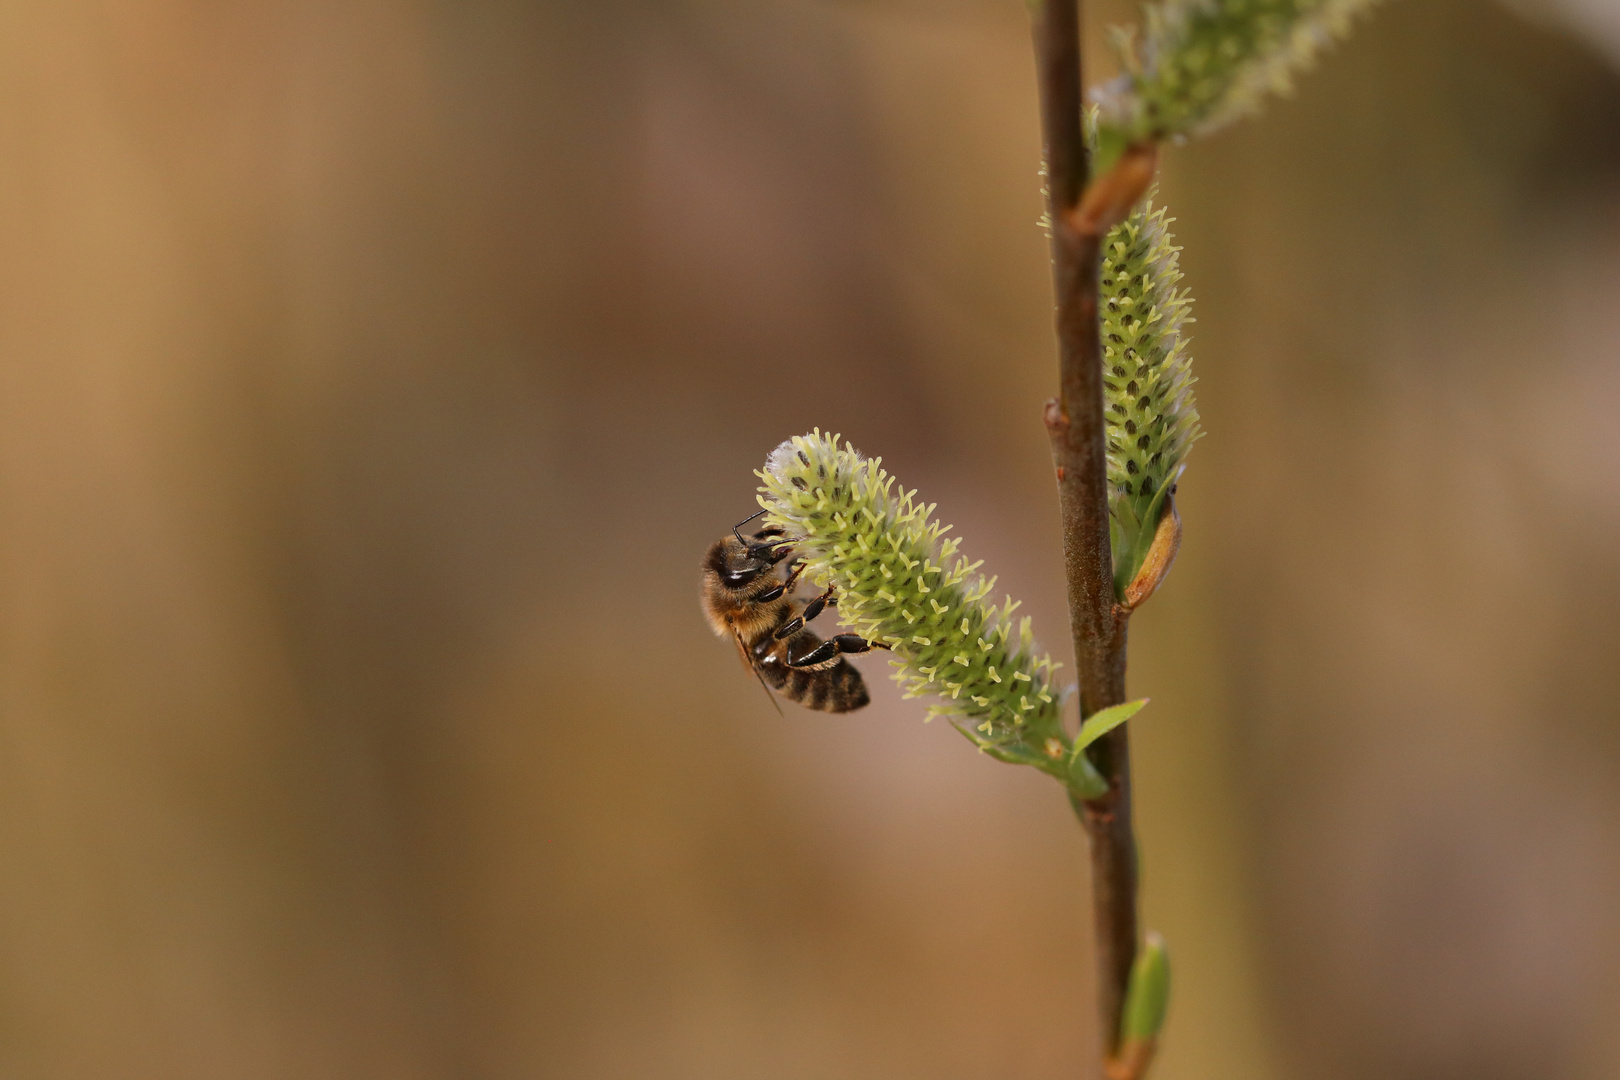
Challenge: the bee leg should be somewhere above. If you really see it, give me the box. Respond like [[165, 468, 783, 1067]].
[[754, 561, 808, 606], [772, 585, 836, 642], [799, 586, 836, 625], [786, 639, 838, 668], [829, 633, 890, 655], [786, 633, 890, 669], [779, 560, 807, 592]]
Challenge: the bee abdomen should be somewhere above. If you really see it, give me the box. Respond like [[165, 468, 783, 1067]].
[[784, 660, 869, 713]]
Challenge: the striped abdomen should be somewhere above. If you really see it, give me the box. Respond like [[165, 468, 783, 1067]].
[[752, 619, 870, 713]]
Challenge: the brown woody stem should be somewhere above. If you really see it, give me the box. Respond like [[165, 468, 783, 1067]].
[[1032, 0, 1140, 1071]]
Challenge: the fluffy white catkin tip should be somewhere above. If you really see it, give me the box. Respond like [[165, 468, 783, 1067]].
[[764, 439, 802, 486]]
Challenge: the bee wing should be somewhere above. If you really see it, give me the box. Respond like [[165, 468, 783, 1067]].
[[733, 627, 784, 717]]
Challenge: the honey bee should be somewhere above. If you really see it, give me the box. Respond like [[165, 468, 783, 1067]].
[[702, 511, 887, 713]]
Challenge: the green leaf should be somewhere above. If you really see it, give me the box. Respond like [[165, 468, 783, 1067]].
[[1075, 698, 1149, 753], [1120, 932, 1171, 1044]]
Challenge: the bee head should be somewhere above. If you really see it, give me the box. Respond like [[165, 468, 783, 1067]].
[[706, 530, 795, 592]]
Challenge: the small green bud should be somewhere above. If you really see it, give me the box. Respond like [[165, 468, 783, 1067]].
[[1098, 0, 1386, 143], [1066, 744, 1109, 800], [1121, 932, 1171, 1045], [1101, 198, 1200, 597], [759, 432, 1073, 775], [1105, 932, 1171, 1080]]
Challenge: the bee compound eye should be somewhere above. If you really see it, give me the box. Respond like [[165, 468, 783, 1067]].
[[723, 565, 762, 588]]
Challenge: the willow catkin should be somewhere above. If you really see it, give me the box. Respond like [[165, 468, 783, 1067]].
[[757, 432, 1070, 765]]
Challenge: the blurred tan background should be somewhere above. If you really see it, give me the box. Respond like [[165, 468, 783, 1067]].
[[0, 1, 1617, 1078]]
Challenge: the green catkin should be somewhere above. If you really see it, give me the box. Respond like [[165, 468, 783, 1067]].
[[758, 433, 1074, 775], [1097, 0, 1386, 146], [1101, 196, 1201, 595]]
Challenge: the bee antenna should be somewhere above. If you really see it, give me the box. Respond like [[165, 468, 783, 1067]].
[[732, 508, 768, 544]]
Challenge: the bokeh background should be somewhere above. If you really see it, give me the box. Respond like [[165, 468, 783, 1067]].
[[1, 1, 1618, 1077]]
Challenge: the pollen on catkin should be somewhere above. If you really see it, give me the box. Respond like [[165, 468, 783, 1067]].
[[1096, 0, 1387, 144], [758, 432, 1068, 761], [1101, 195, 1201, 595]]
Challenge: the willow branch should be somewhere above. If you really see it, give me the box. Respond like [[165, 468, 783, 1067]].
[[1032, 0, 1140, 1069]]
